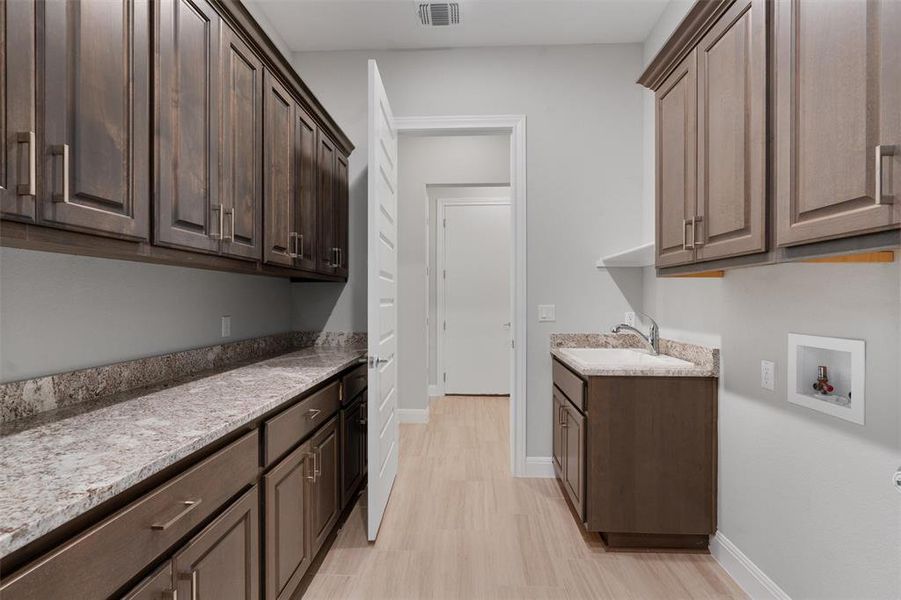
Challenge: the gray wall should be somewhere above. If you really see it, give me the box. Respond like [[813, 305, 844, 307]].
[[642, 262, 901, 599], [290, 44, 646, 455], [0, 248, 292, 382]]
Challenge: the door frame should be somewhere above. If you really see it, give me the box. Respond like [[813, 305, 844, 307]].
[[436, 197, 512, 397], [394, 114, 528, 477]]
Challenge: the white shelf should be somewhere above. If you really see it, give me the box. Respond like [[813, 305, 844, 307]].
[[596, 242, 655, 268]]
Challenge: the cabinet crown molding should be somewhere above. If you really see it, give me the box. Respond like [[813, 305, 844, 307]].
[[637, 0, 735, 91]]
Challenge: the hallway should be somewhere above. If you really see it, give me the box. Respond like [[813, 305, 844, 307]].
[[304, 396, 745, 599]]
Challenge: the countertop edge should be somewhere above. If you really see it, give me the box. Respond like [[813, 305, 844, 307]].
[[550, 348, 718, 379]]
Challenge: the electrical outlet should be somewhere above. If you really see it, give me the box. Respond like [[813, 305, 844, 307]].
[[538, 305, 556, 322], [625, 311, 636, 327], [221, 315, 232, 338], [761, 360, 775, 391]]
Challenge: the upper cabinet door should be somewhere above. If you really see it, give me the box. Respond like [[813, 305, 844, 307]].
[[294, 105, 319, 272], [655, 50, 697, 267], [263, 70, 295, 267], [317, 134, 337, 275], [41, 0, 150, 240], [1, 0, 37, 222], [334, 153, 349, 278], [156, 0, 221, 253], [696, 0, 766, 262], [220, 24, 263, 261], [775, 0, 901, 246]]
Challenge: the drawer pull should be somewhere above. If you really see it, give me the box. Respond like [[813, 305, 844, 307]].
[[51, 144, 70, 203], [306, 408, 322, 420], [151, 499, 202, 530]]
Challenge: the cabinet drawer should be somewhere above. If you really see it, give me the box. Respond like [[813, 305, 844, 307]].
[[265, 381, 340, 466], [553, 358, 585, 411], [342, 363, 367, 405], [1, 430, 259, 600]]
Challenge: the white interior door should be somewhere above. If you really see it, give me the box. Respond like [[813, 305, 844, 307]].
[[367, 59, 398, 541], [440, 201, 511, 395]]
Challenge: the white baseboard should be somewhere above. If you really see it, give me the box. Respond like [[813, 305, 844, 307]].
[[523, 456, 555, 478], [428, 385, 442, 398], [397, 407, 429, 424], [710, 532, 791, 600]]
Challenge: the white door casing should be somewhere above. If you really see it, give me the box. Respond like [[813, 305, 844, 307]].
[[367, 60, 398, 541], [438, 200, 512, 395]]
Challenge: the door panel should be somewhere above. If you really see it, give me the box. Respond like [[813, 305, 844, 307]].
[[696, 0, 766, 261], [263, 70, 295, 266], [156, 0, 221, 252], [264, 442, 312, 600], [220, 23, 262, 260], [367, 59, 398, 541], [41, 0, 150, 239], [341, 397, 365, 507], [442, 202, 511, 395], [334, 153, 349, 278], [552, 388, 565, 478], [655, 50, 697, 267], [294, 105, 318, 271], [173, 486, 259, 600], [775, 0, 901, 245], [317, 134, 336, 275], [311, 418, 340, 555], [1, 0, 37, 221], [563, 401, 585, 520]]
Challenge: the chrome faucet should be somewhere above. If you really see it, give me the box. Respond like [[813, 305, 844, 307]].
[[611, 312, 660, 355]]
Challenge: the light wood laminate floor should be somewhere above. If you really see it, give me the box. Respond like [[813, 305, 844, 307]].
[[304, 396, 745, 599]]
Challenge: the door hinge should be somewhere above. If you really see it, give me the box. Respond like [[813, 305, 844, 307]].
[[442, 269, 446, 280], [443, 320, 446, 331], [443, 372, 447, 383], [511, 339, 515, 349], [442, 218, 446, 228]]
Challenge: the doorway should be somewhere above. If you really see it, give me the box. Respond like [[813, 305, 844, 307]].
[[437, 197, 511, 395]]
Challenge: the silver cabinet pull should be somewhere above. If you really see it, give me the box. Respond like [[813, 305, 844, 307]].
[[306, 452, 316, 481], [51, 144, 69, 203], [315, 447, 322, 480], [190, 570, 198, 600], [298, 233, 304, 260], [306, 408, 321, 420], [682, 218, 688, 250], [693, 215, 704, 246], [16, 132, 36, 196], [151, 499, 202, 530], [164, 589, 178, 600], [875, 144, 898, 205], [225, 207, 235, 242], [288, 232, 299, 258], [212, 204, 224, 240]]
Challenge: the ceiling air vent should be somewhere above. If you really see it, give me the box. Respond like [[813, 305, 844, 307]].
[[418, 3, 461, 26]]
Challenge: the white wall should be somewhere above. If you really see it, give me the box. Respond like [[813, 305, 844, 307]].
[[427, 184, 511, 387], [291, 45, 646, 454], [0, 248, 292, 382]]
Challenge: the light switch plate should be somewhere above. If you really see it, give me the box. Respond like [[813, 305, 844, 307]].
[[221, 315, 232, 338], [538, 305, 556, 322], [761, 360, 775, 391]]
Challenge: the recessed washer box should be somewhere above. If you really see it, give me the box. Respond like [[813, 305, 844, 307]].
[[787, 333, 865, 425]]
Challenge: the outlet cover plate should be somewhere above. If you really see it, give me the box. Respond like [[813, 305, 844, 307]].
[[760, 360, 775, 391], [625, 311, 636, 327], [221, 315, 232, 337]]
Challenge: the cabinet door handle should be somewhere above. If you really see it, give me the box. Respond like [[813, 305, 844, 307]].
[[875, 144, 898, 205], [16, 132, 36, 196], [288, 232, 299, 258], [51, 144, 69, 203], [297, 233, 304, 260], [682, 219, 688, 250], [225, 207, 235, 242], [306, 408, 321, 420], [212, 204, 224, 240], [683, 217, 696, 249], [190, 570, 198, 600], [693, 215, 704, 247], [316, 447, 323, 480], [306, 452, 316, 481], [151, 499, 202, 530]]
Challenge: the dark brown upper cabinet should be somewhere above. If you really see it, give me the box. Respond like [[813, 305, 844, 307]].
[[40, 0, 150, 240], [263, 70, 296, 267], [0, 0, 37, 222], [173, 486, 260, 600], [334, 153, 350, 278], [774, 0, 901, 246], [695, 0, 766, 261], [220, 23, 263, 261], [655, 50, 698, 268], [155, 0, 222, 254], [317, 134, 337, 275], [294, 105, 319, 272]]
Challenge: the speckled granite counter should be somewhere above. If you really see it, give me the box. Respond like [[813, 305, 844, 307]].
[[0, 345, 366, 558], [550, 333, 719, 377]]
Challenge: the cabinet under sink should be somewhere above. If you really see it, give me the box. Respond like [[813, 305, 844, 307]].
[[551, 355, 717, 551]]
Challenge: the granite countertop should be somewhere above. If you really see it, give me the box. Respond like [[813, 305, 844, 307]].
[[550, 333, 719, 378], [0, 346, 366, 558]]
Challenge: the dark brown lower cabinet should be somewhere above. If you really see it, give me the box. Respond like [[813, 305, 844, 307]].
[[562, 399, 585, 520], [340, 396, 366, 507], [173, 485, 260, 600], [122, 564, 174, 600], [551, 387, 565, 478], [264, 440, 313, 600], [310, 417, 340, 555]]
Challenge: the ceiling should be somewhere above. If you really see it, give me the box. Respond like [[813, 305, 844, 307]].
[[248, 0, 670, 52]]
